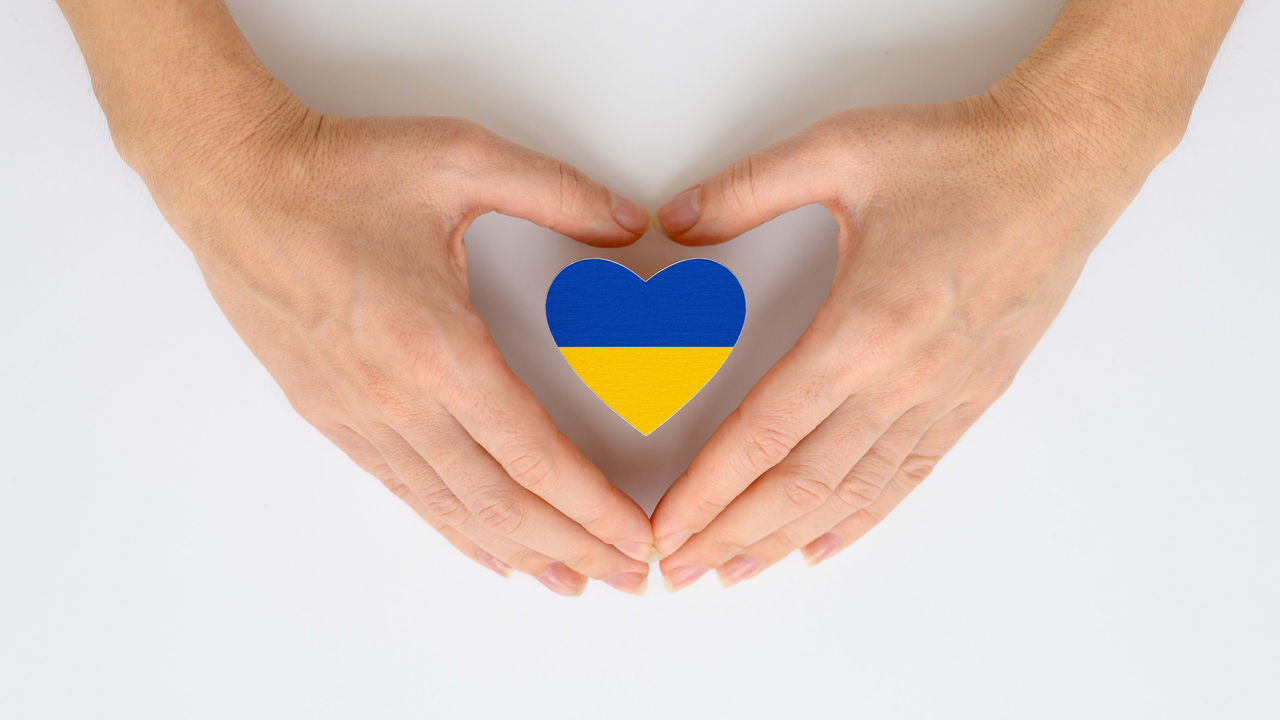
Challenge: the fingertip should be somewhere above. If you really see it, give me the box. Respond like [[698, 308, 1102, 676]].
[[801, 532, 844, 566], [603, 571, 649, 596], [566, 229, 643, 249], [568, 225, 645, 249], [536, 562, 587, 596], [648, 496, 692, 555], [654, 530, 693, 558], [656, 187, 701, 236], [614, 541, 655, 564], [656, 185, 738, 246], [610, 193, 651, 235], [717, 554, 763, 587], [474, 548, 514, 578], [662, 565, 708, 593]]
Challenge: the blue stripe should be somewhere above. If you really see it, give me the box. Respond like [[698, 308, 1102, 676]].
[[546, 258, 745, 347]]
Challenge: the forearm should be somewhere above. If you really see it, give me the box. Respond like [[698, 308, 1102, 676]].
[[994, 0, 1243, 166], [55, 0, 303, 181]]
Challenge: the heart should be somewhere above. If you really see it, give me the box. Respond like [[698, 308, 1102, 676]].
[[546, 258, 746, 435]]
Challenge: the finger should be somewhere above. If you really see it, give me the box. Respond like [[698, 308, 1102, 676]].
[[657, 399, 917, 586], [317, 423, 526, 580], [394, 476, 520, 580], [469, 131, 649, 246], [801, 469, 923, 565], [385, 411, 650, 588], [321, 423, 591, 593], [439, 338, 655, 562], [363, 425, 606, 596], [656, 129, 836, 245], [649, 319, 871, 557], [710, 405, 942, 586], [800, 403, 985, 565]]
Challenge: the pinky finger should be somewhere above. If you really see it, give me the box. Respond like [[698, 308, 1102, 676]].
[[317, 424, 515, 578], [798, 465, 921, 565], [801, 405, 983, 565], [387, 476, 517, 578], [321, 423, 585, 590]]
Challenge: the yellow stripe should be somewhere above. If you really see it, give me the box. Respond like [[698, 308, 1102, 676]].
[[559, 346, 734, 435]]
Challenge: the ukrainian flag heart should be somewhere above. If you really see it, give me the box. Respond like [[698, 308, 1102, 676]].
[[546, 258, 746, 435]]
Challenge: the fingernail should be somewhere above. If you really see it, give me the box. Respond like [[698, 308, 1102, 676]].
[[537, 562, 586, 596], [663, 566, 707, 592], [654, 531, 693, 557], [603, 572, 649, 596], [614, 541, 654, 563], [475, 549, 513, 577], [802, 533, 844, 566], [657, 187, 701, 234], [717, 555, 762, 587], [611, 194, 650, 234]]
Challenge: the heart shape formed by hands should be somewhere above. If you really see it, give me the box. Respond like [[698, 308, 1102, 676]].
[[545, 258, 746, 435]]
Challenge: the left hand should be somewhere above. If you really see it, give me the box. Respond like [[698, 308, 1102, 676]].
[[649, 77, 1174, 590]]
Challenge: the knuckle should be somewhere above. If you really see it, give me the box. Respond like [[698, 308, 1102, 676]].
[[866, 307, 922, 349], [846, 446, 898, 485], [710, 532, 747, 559], [675, 472, 734, 519], [364, 375, 414, 421], [283, 390, 328, 424], [898, 454, 940, 488], [860, 504, 887, 525], [435, 117, 493, 154], [835, 476, 881, 509], [473, 493, 526, 535], [740, 420, 801, 471], [839, 320, 913, 376], [727, 155, 761, 215], [400, 335, 456, 394], [983, 366, 1019, 401], [429, 118, 502, 188], [346, 354, 415, 420], [421, 487, 468, 524], [809, 109, 857, 137], [777, 465, 835, 511], [504, 446, 556, 491], [379, 476, 415, 502], [556, 162, 594, 217], [854, 292, 954, 355], [357, 456, 397, 480], [691, 486, 732, 518]]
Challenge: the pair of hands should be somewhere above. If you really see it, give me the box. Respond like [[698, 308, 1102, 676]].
[[140, 71, 1159, 595]]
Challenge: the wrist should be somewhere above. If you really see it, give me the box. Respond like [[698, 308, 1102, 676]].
[[114, 68, 310, 185], [957, 61, 1183, 223], [993, 64, 1186, 171]]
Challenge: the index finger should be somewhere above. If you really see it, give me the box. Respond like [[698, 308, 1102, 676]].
[[648, 329, 852, 557]]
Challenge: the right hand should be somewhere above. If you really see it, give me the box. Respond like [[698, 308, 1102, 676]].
[[134, 84, 654, 596]]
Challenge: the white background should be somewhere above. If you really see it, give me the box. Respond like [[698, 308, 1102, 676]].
[[2, 0, 1278, 717]]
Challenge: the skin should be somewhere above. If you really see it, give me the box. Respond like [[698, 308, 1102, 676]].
[[650, 0, 1245, 590], [54, 0, 656, 596], [54, 0, 1243, 596]]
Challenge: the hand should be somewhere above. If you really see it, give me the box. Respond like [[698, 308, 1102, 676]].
[[137, 84, 655, 595], [649, 75, 1176, 590]]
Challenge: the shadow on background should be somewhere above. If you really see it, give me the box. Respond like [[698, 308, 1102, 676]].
[[230, 1, 1057, 510]]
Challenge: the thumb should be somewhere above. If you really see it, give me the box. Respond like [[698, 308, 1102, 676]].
[[469, 133, 649, 248], [657, 131, 833, 246]]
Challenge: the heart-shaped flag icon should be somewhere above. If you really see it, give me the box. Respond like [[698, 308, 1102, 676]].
[[546, 258, 746, 435]]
